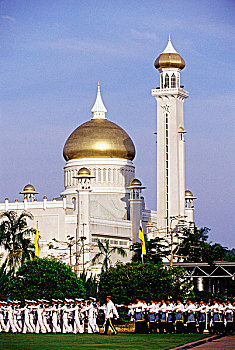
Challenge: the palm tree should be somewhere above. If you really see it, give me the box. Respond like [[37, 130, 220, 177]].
[[0, 211, 35, 271], [91, 239, 127, 272]]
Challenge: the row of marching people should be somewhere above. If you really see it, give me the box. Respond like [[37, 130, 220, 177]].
[[127, 299, 235, 334], [0, 296, 119, 335]]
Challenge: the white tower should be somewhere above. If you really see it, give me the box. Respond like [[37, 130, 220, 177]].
[[73, 167, 94, 274], [152, 36, 189, 233], [127, 178, 145, 243]]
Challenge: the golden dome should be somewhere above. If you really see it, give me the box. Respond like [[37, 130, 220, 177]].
[[189, 222, 196, 227], [154, 53, 185, 70], [77, 167, 91, 176], [178, 126, 184, 132], [130, 178, 142, 187], [185, 189, 193, 198], [146, 220, 153, 227], [63, 119, 135, 161], [154, 36, 185, 71], [23, 184, 36, 192], [178, 220, 185, 225]]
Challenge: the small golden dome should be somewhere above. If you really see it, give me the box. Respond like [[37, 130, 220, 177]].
[[23, 184, 36, 192], [63, 119, 135, 161], [78, 167, 91, 176], [154, 36, 185, 71], [178, 220, 185, 225], [146, 220, 153, 227], [130, 178, 142, 187], [154, 53, 185, 70], [189, 222, 196, 227], [178, 126, 184, 132], [185, 189, 193, 198], [43, 196, 47, 199]]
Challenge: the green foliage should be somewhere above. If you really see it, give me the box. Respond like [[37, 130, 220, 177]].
[[91, 239, 127, 272], [0, 260, 14, 300], [131, 236, 164, 265], [0, 211, 35, 270], [80, 271, 98, 298], [98, 262, 192, 304], [9, 257, 85, 301], [178, 227, 234, 264]]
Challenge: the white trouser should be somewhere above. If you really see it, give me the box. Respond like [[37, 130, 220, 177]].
[[62, 318, 70, 333], [94, 319, 99, 333], [35, 317, 46, 333], [5, 317, 17, 333], [73, 317, 84, 334], [42, 316, 51, 332], [29, 315, 35, 332], [13, 316, 22, 332], [17, 319, 23, 332], [0, 317, 6, 332], [23, 317, 34, 333], [88, 318, 95, 334], [52, 315, 60, 333]]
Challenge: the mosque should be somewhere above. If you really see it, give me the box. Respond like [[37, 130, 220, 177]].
[[0, 37, 197, 273]]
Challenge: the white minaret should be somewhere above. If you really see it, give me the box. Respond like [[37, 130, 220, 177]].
[[127, 178, 146, 243], [73, 167, 94, 274], [152, 36, 189, 233]]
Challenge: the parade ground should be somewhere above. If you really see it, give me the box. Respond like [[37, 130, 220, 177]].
[[0, 333, 211, 350]]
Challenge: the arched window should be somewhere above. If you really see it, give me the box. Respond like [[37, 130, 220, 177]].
[[72, 197, 76, 211], [171, 73, 176, 88], [160, 73, 163, 88], [164, 74, 169, 88]]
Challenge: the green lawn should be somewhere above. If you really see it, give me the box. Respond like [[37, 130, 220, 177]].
[[0, 333, 210, 350]]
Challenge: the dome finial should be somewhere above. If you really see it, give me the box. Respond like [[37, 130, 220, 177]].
[[91, 82, 107, 120], [162, 35, 178, 54]]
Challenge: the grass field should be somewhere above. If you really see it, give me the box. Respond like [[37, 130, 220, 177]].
[[0, 333, 210, 350]]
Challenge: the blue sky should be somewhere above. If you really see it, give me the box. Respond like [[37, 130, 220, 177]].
[[0, 0, 234, 247]]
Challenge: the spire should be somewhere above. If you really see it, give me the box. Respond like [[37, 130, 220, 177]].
[[91, 82, 107, 119], [162, 34, 178, 54]]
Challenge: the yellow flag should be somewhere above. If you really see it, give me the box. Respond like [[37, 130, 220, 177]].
[[34, 221, 39, 256], [139, 221, 146, 256]]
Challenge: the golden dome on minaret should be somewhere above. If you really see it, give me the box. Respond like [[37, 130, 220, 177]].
[[23, 184, 36, 192], [63, 83, 135, 161], [77, 167, 91, 176], [154, 35, 185, 71]]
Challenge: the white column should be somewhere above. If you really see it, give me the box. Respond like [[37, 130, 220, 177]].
[[130, 198, 142, 244], [24, 197, 28, 210], [178, 131, 186, 216], [152, 88, 188, 232], [5, 198, 9, 210], [43, 196, 47, 210]]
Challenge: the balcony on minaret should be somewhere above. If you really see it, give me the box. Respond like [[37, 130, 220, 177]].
[[185, 190, 197, 209], [152, 36, 188, 99]]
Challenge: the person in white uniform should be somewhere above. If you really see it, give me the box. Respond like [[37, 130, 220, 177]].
[[0, 302, 6, 332], [103, 296, 119, 335], [5, 301, 17, 333], [35, 300, 47, 334]]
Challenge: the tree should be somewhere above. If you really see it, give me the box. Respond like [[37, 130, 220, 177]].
[[131, 236, 164, 265], [0, 211, 35, 270], [80, 271, 98, 298], [91, 239, 127, 272], [98, 262, 193, 305], [9, 257, 85, 300], [0, 260, 14, 300], [177, 227, 234, 264], [142, 225, 233, 266]]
